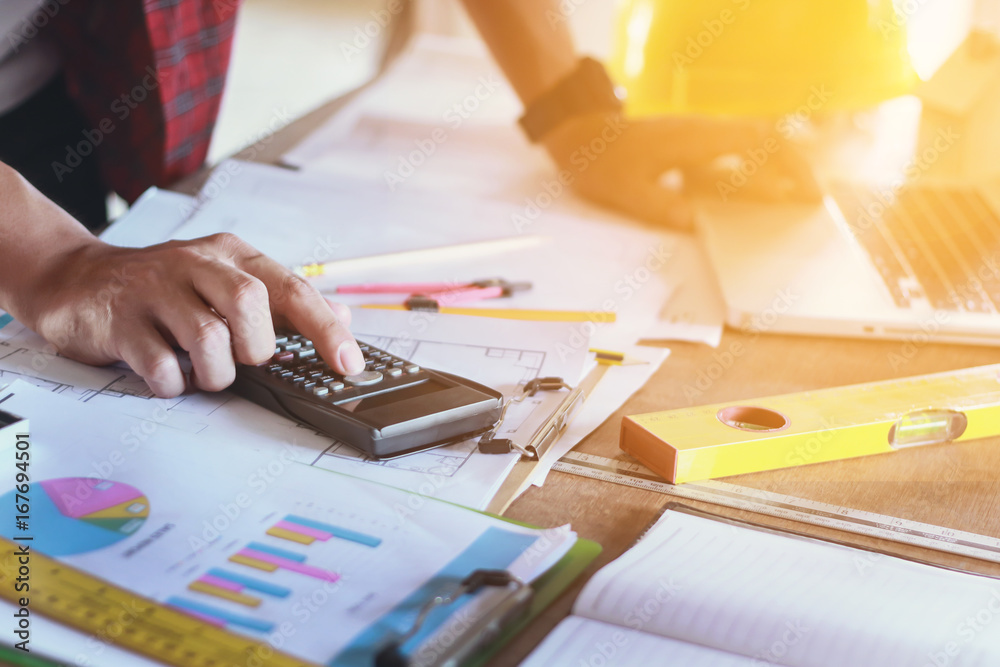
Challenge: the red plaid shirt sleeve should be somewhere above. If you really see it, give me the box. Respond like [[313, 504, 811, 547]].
[[53, 0, 240, 202]]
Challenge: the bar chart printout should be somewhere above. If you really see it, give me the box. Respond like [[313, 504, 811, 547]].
[[266, 514, 383, 548], [169, 514, 382, 633]]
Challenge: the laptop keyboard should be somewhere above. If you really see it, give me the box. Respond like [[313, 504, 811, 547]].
[[829, 183, 1000, 314]]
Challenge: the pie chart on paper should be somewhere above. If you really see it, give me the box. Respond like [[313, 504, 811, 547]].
[[0, 477, 149, 556]]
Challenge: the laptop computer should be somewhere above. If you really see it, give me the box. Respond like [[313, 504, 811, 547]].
[[696, 179, 1000, 346]]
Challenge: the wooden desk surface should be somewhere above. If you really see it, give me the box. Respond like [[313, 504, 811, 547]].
[[497, 332, 1000, 664], [175, 89, 1000, 667]]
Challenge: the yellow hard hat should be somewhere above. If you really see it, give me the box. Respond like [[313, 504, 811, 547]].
[[609, 0, 919, 116]]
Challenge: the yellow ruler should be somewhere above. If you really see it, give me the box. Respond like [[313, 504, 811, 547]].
[[553, 451, 1000, 564], [0, 538, 316, 666]]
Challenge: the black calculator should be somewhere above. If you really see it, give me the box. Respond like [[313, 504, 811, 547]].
[[229, 333, 503, 458]]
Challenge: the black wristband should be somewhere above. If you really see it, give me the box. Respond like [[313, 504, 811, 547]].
[[518, 57, 623, 144]]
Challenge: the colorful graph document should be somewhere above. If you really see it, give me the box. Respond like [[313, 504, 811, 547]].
[[0, 381, 575, 665]]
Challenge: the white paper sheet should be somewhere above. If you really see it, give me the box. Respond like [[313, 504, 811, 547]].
[[279, 35, 716, 348], [0, 381, 574, 665], [305, 308, 589, 505], [170, 158, 679, 351], [99, 187, 195, 248], [510, 345, 671, 506], [0, 307, 588, 510], [282, 34, 522, 168], [523, 617, 760, 667], [294, 114, 554, 205], [647, 235, 726, 347], [171, 161, 528, 270]]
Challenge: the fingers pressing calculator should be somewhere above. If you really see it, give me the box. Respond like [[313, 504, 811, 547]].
[[230, 333, 503, 458]]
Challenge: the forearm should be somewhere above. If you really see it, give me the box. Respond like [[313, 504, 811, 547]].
[[458, 0, 578, 106], [0, 161, 100, 326], [1, 159, 363, 396]]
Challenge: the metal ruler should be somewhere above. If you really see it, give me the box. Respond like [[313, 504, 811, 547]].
[[0, 538, 315, 667], [552, 451, 1000, 564]]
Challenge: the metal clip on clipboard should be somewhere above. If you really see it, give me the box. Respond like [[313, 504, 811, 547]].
[[374, 569, 533, 667], [477, 377, 585, 460]]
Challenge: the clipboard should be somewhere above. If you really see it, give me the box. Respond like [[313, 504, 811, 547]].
[[374, 530, 601, 667], [485, 364, 610, 515], [465, 524, 601, 667]]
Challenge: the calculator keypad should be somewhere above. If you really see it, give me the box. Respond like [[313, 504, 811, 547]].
[[264, 334, 422, 401], [231, 331, 504, 458]]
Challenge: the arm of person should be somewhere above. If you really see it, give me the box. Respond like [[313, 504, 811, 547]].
[[458, 0, 821, 228], [0, 161, 364, 398]]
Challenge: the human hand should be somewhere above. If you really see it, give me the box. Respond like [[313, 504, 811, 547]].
[[21, 233, 364, 398], [542, 112, 822, 229]]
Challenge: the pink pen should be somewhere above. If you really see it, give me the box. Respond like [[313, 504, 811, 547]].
[[335, 282, 460, 295]]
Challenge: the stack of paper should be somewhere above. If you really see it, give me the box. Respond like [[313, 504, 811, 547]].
[[172, 160, 676, 349], [281, 33, 727, 347], [0, 301, 586, 510], [0, 33, 716, 513], [0, 381, 576, 665], [165, 157, 678, 499]]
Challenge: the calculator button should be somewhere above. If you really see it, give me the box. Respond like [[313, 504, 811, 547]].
[[308, 370, 324, 379], [344, 371, 383, 386], [313, 386, 330, 397], [275, 335, 289, 345], [278, 370, 294, 379], [303, 381, 316, 390], [290, 375, 306, 384], [296, 348, 317, 360], [386, 367, 403, 377], [275, 352, 294, 363], [404, 365, 420, 374], [391, 361, 404, 368], [328, 381, 345, 391], [283, 341, 302, 351]]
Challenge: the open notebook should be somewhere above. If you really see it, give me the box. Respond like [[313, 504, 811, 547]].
[[524, 507, 1000, 666]]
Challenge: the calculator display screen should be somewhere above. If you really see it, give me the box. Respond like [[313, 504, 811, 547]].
[[336, 379, 449, 413]]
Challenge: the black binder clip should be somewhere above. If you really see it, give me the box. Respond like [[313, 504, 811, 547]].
[[478, 377, 584, 460], [374, 569, 533, 667]]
